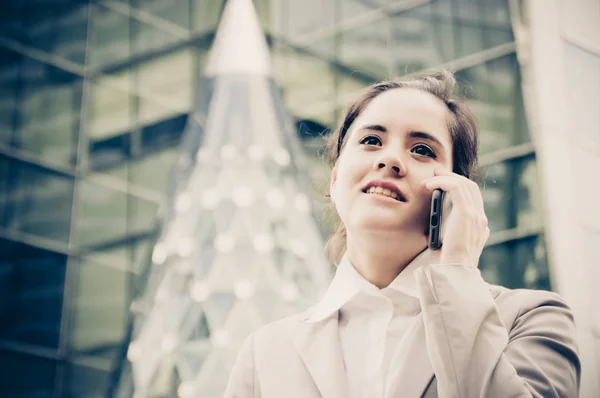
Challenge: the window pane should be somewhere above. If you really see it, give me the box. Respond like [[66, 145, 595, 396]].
[[279, 0, 335, 41], [481, 156, 541, 234], [76, 180, 128, 247], [1, 157, 74, 243], [89, 131, 132, 172], [130, 148, 178, 192], [480, 0, 511, 25], [339, 21, 391, 80], [0, 48, 20, 146], [68, 257, 131, 362], [88, 4, 131, 68], [24, 4, 89, 65], [87, 72, 134, 142], [18, 58, 82, 167], [0, 349, 56, 398], [479, 242, 510, 285], [62, 359, 113, 398], [134, 0, 192, 31], [458, 53, 530, 154], [480, 235, 550, 290], [129, 195, 160, 234], [137, 48, 195, 126], [191, 0, 224, 34], [481, 161, 510, 232], [455, 21, 486, 58], [340, 0, 377, 21], [393, 3, 455, 74], [0, 1, 23, 40], [515, 157, 542, 231], [273, 46, 336, 121], [132, 18, 181, 56], [513, 235, 550, 290], [254, 0, 273, 33], [0, 239, 67, 349]]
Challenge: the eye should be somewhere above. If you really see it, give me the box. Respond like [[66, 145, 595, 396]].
[[359, 135, 382, 146], [412, 144, 436, 158]]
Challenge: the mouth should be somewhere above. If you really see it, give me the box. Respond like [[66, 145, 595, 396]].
[[362, 181, 406, 202]]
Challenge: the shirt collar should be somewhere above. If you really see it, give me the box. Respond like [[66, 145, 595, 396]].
[[304, 249, 435, 323]]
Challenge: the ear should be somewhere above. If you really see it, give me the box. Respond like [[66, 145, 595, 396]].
[[329, 167, 337, 203]]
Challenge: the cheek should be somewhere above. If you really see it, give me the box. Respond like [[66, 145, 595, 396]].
[[335, 156, 363, 188]]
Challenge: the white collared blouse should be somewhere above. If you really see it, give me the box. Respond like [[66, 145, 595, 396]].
[[306, 251, 432, 397]]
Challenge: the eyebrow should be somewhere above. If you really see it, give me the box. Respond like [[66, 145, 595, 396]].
[[358, 124, 447, 150]]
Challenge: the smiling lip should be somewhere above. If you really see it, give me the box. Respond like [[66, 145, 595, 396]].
[[362, 180, 407, 202]]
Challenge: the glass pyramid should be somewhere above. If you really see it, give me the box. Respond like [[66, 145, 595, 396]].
[[113, 0, 333, 396]]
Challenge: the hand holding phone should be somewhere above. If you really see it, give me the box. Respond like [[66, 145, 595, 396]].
[[429, 189, 444, 250]]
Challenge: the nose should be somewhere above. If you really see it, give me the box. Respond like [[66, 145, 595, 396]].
[[375, 153, 406, 177]]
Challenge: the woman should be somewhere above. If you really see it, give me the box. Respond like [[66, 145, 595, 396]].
[[224, 71, 580, 398]]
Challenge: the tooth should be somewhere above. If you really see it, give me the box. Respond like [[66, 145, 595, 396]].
[[375, 187, 383, 194], [390, 191, 398, 199], [382, 188, 391, 196]]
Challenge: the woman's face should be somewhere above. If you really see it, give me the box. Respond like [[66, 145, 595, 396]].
[[330, 88, 454, 239]]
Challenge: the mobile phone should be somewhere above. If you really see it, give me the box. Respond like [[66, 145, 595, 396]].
[[429, 189, 444, 250]]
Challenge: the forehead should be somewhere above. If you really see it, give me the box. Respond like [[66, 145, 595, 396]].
[[352, 88, 452, 146]]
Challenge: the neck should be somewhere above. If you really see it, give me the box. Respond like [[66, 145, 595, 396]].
[[345, 231, 427, 289]]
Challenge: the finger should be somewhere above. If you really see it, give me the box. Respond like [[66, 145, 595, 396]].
[[465, 178, 485, 212], [431, 170, 485, 212], [423, 176, 471, 210]]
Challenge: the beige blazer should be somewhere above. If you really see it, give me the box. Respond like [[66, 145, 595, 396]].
[[224, 264, 580, 398]]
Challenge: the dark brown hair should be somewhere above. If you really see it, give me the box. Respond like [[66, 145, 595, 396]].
[[324, 70, 479, 264]]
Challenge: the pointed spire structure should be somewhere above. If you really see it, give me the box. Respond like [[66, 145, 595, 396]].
[[118, 1, 333, 396]]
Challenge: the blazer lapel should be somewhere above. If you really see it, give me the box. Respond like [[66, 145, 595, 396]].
[[288, 312, 348, 398], [385, 314, 435, 398]]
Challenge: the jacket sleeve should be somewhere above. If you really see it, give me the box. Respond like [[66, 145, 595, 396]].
[[224, 332, 260, 398], [415, 263, 581, 398]]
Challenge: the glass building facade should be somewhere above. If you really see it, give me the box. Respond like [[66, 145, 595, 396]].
[[0, 0, 550, 396]]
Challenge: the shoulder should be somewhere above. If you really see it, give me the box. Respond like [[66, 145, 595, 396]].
[[490, 284, 569, 310], [489, 285, 575, 332]]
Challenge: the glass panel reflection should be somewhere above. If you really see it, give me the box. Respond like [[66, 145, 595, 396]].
[[0, 239, 67, 349], [515, 156, 542, 231], [513, 235, 550, 290], [480, 234, 550, 290], [76, 180, 128, 247], [339, 20, 391, 80], [87, 72, 134, 142], [129, 195, 160, 235], [68, 256, 131, 362], [480, 155, 540, 233], [130, 148, 179, 192], [18, 58, 82, 166], [272, 46, 336, 121], [1, 157, 74, 243], [280, 0, 335, 41], [88, 4, 131, 68], [0, 349, 57, 398], [132, 18, 181, 56], [134, 0, 192, 31], [480, 161, 510, 233], [0, 50, 18, 145], [392, 3, 455, 74], [63, 360, 112, 398], [137, 48, 195, 126], [458, 53, 530, 154], [479, 242, 509, 285], [191, 0, 224, 34], [15, 3, 89, 66]]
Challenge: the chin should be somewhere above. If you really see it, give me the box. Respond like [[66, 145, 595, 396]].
[[351, 218, 406, 236]]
